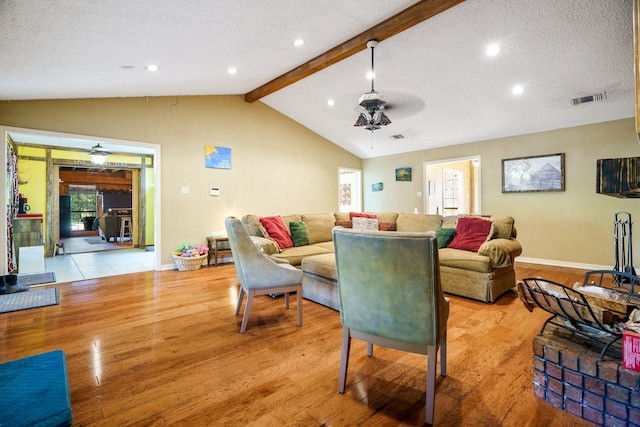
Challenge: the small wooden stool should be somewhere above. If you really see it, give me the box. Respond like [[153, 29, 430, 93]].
[[54, 241, 65, 256], [119, 216, 132, 243]]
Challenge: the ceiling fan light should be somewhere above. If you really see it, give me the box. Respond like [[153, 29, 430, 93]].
[[354, 113, 369, 127], [88, 143, 111, 164], [376, 112, 392, 126]]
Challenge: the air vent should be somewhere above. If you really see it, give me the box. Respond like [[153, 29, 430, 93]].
[[390, 134, 406, 140], [572, 92, 606, 105]]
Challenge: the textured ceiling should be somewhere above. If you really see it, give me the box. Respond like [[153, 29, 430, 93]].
[[0, 0, 635, 159]]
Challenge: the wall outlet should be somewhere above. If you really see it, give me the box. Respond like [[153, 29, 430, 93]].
[[417, 191, 422, 197]]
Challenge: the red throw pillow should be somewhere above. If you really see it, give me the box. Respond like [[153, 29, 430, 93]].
[[259, 216, 293, 249], [335, 220, 353, 228], [447, 217, 493, 252], [378, 222, 397, 231], [349, 212, 377, 220]]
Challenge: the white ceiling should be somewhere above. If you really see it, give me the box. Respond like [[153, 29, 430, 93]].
[[0, 0, 635, 159]]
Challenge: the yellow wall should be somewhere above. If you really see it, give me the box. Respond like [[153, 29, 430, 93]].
[[0, 95, 362, 267], [364, 118, 640, 268]]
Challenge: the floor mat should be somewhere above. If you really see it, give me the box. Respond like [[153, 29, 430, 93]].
[[85, 237, 106, 244], [0, 288, 59, 314], [18, 272, 56, 286]]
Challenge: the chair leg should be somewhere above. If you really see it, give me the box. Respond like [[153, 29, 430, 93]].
[[338, 327, 351, 393], [441, 332, 447, 377], [235, 286, 245, 315], [240, 290, 254, 334], [296, 287, 302, 327], [367, 343, 373, 357], [426, 345, 437, 425]]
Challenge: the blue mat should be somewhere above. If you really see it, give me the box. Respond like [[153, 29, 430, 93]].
[[0, 350, 72, 427]]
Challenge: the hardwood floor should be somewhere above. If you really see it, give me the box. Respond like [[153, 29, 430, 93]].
[[0, 262, 596, 426]]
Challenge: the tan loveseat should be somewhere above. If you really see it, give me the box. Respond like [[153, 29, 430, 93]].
[[241, 212, 522, 309]]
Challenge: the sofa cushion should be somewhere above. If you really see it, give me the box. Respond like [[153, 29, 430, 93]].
[[436, 228, 455, 248], [271, 245, 332, 266], [242, 214, 264, 237], [281, 214, 302, 228], [301, 253, 337, 280], [301, 213, 335, 244], [378, 222, 397, 231], [334, 212, 349, 222], [250, 236, 279, 255], [289, 221, 310, 247], [352, 217, 379, 231], [259, 216, 293, 249], [376, 212, 399, 224], [491, 216, 515, 239], [439, 248, 493, 273], [349, 211, 377, 220], [396, 213, 443, 232], [448, 216, 494, 252]]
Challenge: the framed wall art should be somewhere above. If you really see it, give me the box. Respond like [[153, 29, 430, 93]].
[[395, 167, 412, 182], [372, 182, 383, 192], [502, 153, 565, 193], [205, 145, 231, 169]]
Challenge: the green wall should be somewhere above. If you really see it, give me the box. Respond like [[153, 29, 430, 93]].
[[364, 118, 640, 269]]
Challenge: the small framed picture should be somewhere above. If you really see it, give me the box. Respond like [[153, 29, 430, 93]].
[[372, 182, 383, 192], [395, 167, 412, 182]]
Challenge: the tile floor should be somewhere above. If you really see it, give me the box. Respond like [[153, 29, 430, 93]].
[[44, 248, 156, 283]]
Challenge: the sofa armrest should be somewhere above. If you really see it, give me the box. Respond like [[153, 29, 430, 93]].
[[250, 236, 279, 255], [478, 238, 522, 268]]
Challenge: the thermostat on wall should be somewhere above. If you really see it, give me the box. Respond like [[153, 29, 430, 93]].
[[210, 187, 220, 196]]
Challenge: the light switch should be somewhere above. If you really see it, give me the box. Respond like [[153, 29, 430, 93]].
[[181, 186, 189, 194], [417, 191, 422, 197], [210, 187, 220, 196]]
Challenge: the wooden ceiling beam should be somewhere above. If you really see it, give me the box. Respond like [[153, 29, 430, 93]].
[[244, 0, 465, 103]]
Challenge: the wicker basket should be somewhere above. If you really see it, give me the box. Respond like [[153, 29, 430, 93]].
[[172, 254, 206, 271]]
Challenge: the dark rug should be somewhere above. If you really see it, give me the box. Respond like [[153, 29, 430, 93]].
[[0, 288, 59, 314], [85, 237, 106, 244], [18, 272, 56, 286]]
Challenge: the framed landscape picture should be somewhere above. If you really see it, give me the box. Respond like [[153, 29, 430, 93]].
[[502, 153, 565, 193], [395, 167, 412, 182]]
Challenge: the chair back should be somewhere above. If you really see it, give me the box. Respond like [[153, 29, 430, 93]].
[[225, 216, 297, 289], [333, 228, 447, 346]]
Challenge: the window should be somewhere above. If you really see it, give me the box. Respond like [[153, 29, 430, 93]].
[[70, 187, 97, 231]]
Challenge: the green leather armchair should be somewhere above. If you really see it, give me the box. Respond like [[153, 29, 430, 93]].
[[225, 217, 303, 333], [333, 227, 449, 425]]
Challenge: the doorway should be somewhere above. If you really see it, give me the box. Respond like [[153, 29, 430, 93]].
[[1, 126, 161, 275], [423, 156, 481, 215], [338, 168, 362, 213]]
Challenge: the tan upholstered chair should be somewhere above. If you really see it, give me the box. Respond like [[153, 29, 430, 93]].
[[333, 227, 449, 425], [225, 217, 303, 333]]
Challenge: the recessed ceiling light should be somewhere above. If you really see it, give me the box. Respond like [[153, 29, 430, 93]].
[[227, 67, 237, 74], [145, 65, 159, 72], [293, 39, 304, 47], [486, 44, 501, 56], [327, 99, 335, 106], [512, 85, 524, 95]]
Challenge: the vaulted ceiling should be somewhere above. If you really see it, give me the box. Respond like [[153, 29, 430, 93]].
[[1, 0, 634, 159]]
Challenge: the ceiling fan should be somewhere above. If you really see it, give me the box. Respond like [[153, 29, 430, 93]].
[[354, 39, 392, 132]]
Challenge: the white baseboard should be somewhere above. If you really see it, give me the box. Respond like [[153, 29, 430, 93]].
[[516, 257, 611, 272]]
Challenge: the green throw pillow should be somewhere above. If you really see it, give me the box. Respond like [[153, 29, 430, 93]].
[[436, 228, 455, 249], [289, 221, 310, 247]]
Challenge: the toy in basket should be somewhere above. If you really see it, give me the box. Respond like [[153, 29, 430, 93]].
[[172, 243, 209, 271]]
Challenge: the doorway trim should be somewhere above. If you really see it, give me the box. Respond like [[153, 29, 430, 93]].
[[1, 125, 161, 274], [423, 155, 481, 215]]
